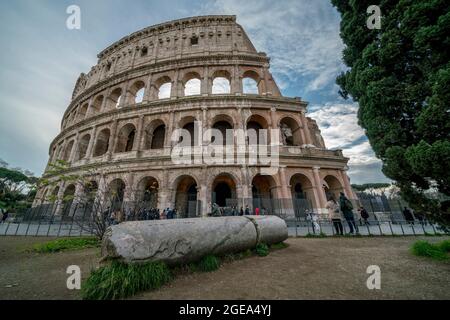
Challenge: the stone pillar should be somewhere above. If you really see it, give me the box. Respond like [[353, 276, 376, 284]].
[[312, 166, 327, 212], [263, 66, 271, 96], [143, 74, 153, 103], [201, 66, 210, 96], [107, 119, 119, 160], [300, 110, 313, 145], [198, 185, 208, 217], [86, 126, 97, 159], [133, 115, 145, 153], [171, 69, 179, 99], [69, 133, 80, 163], [124, 172, 135, 202], [231, 65, 242, 95], [165, 111, 175, 148]]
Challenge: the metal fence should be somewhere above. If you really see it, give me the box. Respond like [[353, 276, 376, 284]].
[[0, 197, 448, 237]]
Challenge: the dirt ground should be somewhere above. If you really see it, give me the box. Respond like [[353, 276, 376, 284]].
[[0, 236, 449, 300]]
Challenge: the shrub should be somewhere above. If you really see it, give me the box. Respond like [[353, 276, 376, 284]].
[[196, 255, 221, 272], [270, 242, 288, 250], [32, 237, 99, 253], [439, 240, 450, 252], [411, 240, 449, 261], [81, 261, 171, 300], [255, 243, 269, 257]]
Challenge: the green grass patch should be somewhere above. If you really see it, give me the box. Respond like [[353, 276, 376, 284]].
[[81, 261, 172, 300], [411, 240, 450, 261], [255, 243, 269, 256], [31, 237, 99, 253], [195, 254, 221, 272]]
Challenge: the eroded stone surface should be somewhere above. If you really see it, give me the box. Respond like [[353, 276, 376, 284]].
[[101, 215, 288, 265]]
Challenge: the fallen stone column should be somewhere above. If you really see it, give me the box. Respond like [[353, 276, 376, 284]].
[[101, 215, 288, 265]]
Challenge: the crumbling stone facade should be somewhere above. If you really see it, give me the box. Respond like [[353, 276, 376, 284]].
[[34, 15, 356, 216]]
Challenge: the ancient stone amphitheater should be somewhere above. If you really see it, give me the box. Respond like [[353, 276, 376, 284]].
[[34, 15, 356, 217]]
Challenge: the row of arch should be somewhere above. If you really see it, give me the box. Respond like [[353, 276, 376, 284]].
[[64, 69, 268, 129], [40, 170, 348, 217], [54, 114, 308, 163]]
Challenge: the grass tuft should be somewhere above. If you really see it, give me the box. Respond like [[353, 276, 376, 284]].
[[255, 243, 269, 257], [270, 242, 289, 250], [81, 260, 171, 300], [411, 240, 449, 261], [31, 237, 99, 253], [195, 255, 221, 272]]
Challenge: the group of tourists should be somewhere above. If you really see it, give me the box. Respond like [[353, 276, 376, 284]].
[[326, 192, 359, 235], [104, 206, 178, 225], [210, 203, 269, 217]]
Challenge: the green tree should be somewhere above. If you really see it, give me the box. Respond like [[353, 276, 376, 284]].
[[0, 164, 37, 211], [332, 0, 450, 225]]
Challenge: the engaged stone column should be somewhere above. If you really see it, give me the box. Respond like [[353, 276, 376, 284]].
[[340, 168, 356, 199], [107, 120, 119, 160], [85, 126, 97, 159], [312, 166, 327, 212], [300, 110, 313, 145], [133, 115, 145, 153]]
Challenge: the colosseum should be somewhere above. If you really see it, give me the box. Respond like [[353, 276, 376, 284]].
[[34, 15, 356, 218]]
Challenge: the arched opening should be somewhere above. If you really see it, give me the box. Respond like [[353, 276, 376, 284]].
[[212, 71, 231, 94], [91, 95, 103, 114], [242, 70, 263, 95], [212, 120, 233, 146], [115, 124, 136, 153], [93, 128, 110, 157], [151, 125, 166, 149], [129, 81, 146, 104], [280, 117, 302, 146], [144, 120, 166, 150], [62, 184, 76, 216], [77, 134, 90, 160], [324, 175, 345, 201], [108, 179, 126, 205], [174, 175, 198, 218], [137, 177, 159, 207], [183, 72, 201, 96], [78, 103, 88, 120], [252, 174, 277, 213], [290, 174, 315, 217], [108, 88, 122, 109], [62, 140, 74, 162], [84, 181, 98, 202], [212, 174, 237, 208], [178, 119, 198, 147], [154, 76, 172, 100], [246, 115, 269, 145]]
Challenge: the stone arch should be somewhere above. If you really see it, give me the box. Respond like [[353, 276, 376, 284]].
[[246, 114, 269, 145], [211, 173, 237, 207], [77, 134, 91, 160], [93, 128, 110, 157], [62, 140, 74, 162], [323, 175, 345, 201], [78, 103, 88, 121], [63, 184, 76, 202], [154, 75, 172, 100], [173, 175, 199, 218], [136, 176, 159, 206], [177, 116, 198, 147], [242, 70, 263, 94], [144, 119, 166, 150], [90, 95, 104, 114], [107, 178, 126, 203], [212, 70, 231, 94], [108, 87, 122, 109], [211, 117, 234, 146], [129, 80, 146, 104], [84, 180, 99, 202], [279, 116, 303, 146], [115, 123, 136, 153], [182, 71, 202, 96], [290, 173, 315, 216], [251, 174, 277, 199]]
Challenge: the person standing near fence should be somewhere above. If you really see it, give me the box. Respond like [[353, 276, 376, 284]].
[[326, 196, 343, 235], [358, 206, 370, 225], [339, 192, 358, 235], [255, 207, 260, 216]]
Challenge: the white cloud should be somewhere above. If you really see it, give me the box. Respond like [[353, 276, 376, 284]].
[[201, 0, 345, 93]]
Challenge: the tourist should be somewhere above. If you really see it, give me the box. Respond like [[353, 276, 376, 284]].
[[255, 207, 260, 216], [244, 205, 250, 215], [358, 206, 370, 225], [1, 208, 8, 224], [339, 192, 358, 234], [326, 195, 343, 235], [231, 206, 237, 216], [261, 207, 267, 216], [160, 209, 167, 219], [239, 207, 244, 216]]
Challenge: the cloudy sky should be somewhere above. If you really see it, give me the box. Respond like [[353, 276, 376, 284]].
[[0, 0, 390, 184]]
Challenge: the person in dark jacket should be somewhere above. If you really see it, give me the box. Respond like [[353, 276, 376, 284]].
[[358, 206, 370, 225], [403, 207, 414, 224], [239, 207, 244, 216], [244, 205, 250, 215], [339, 192, 358, 234]]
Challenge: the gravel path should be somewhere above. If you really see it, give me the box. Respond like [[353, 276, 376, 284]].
[[1, 236, 449, 300]]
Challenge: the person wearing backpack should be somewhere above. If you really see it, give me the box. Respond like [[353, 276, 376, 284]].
[[339, 192, 358, 234]]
